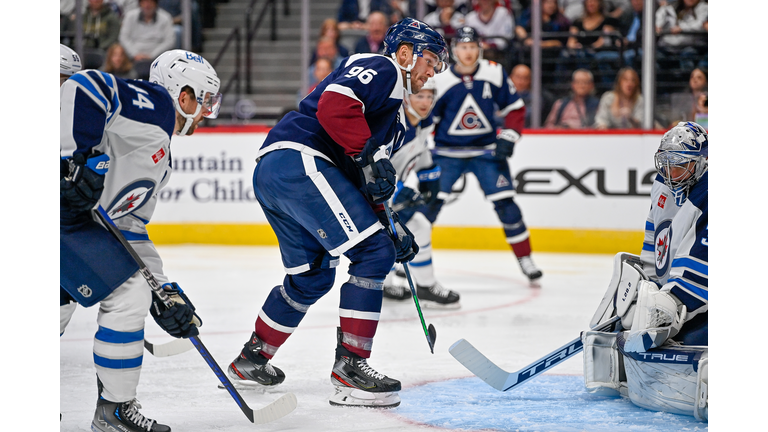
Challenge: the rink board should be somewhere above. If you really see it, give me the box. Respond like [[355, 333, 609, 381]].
[[149, 128, 663, 254]]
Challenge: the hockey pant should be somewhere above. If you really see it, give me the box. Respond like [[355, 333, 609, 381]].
[[424, 154, 532, 257], [252, 149, 396, 359]]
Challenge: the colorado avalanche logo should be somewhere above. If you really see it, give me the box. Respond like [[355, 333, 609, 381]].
[[106, 179, 157, 219], [654, 220, 673, 278], [461, 107, 481, 129]]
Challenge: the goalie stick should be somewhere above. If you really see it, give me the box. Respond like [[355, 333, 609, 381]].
[[383, 203, 437, 354], [93, 207, 298, 424], [449, 315, 622, 392], [144, 337, 193, 357]]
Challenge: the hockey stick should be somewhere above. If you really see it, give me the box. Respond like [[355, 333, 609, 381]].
[[144, 337, 193, 357], [93, 207, 298, 424], [448, 315, 622, 392], [383, 203, 437, 354]]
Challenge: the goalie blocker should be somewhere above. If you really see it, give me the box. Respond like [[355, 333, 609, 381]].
[[583, 253, 707, 421]]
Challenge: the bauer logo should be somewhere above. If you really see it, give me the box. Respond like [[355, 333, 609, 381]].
[[106, 180, 156, 219]]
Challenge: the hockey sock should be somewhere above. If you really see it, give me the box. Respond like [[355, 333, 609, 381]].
[[338, 277, 384, 358], [509, 237, 532, 258]]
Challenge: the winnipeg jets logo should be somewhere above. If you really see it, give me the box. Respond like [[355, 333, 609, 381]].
[[448, 94, 492, 136], [654, 220, 673, 277], [106, 180, 156, 219]]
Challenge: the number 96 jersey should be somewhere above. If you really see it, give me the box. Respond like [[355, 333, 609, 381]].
[[60, 70, 176, 228]]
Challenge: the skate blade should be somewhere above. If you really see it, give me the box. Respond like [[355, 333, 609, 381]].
[[528, 280, 542, 289], [220, 374, 282, 392], [420, 300, 461, 310], [329, 386, 401, 408]]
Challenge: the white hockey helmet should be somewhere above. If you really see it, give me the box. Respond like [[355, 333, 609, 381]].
[[654, 121, 708, 204], [149, 50, 222, 135], [60, 44, 82, 76]]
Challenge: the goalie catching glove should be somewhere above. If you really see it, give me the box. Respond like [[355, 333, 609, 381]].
[[354, 137, 397, 204], [377, 210, 419, 263], [150, 282, 203, 339]]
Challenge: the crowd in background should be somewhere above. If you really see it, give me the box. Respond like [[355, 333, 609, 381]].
[[60, 0, 708, 129], [323, 0, 707, 129]]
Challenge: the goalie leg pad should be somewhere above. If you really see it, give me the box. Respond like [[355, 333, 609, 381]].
[[329, 386, 401, 408], [582, 331, 627, 397], [589, 252, 645, 329], [694, 356, 708, 421], [619, 336, 707, 419]]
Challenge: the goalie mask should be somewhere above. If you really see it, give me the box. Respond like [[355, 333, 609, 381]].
[[654, 121, 708, 205], [150, 50, 222, 135], [383, 18, 448, 94]]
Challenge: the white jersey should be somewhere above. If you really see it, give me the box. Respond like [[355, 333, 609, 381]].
[[640, 172, 708, 320], [391, 116, 435, 190], [60, 70, 177, 269]]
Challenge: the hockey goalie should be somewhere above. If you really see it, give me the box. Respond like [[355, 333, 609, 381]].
[[582, 122, 708, 421]]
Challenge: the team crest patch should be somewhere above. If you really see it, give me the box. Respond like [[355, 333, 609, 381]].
[[78, 284, 93, 298], [496, 175, 510, 188], [448, 94, 493, 136], [654, 220, 673, 277], [105, 179, 157, 219], [657, 194, 667, 208]]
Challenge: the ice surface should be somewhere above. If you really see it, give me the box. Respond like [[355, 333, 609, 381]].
[[60, 246, 708, 431]]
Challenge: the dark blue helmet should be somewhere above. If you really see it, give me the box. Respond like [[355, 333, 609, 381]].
[[455, 26, 480, 44], [382, 18, 448, 73]]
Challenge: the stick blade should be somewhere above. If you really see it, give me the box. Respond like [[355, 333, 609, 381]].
[[448, 339, 513, 391], [144, 338, 194, 357], [251, 393, 298, 425], [428, 324, 437, 354]]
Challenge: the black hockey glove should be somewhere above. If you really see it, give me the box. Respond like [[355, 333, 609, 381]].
[[149, 282, 203, 339], [493, 129, 521, 160], [392, 186, 424, 212], [377, 210, 419, 263], [61, 151, 110, 213], [353, 137, 397, 204], [417, 164, 441, 205]]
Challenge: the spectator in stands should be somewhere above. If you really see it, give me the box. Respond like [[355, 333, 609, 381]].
[[352, 11, 389, 54], [338, 0, 390, 30], [311, 19, 350, 65], [515, 0, 571, 49], [464, 0, 515, 66], [119, 0, 175, 63], [619, 0, 644, 68], [112, 0, 139, 16], [656, 0, 708, 71], [299, 57, 335, 107], [62, 0, 121, 51], [308, 37, 343, 88], [158, 0, 204, 52], [509, 64, 555, 128], [423, 0, 466, 38], [544, 69, 599, 129], [594, 66, 643, 129], [565, 0, 622, 84], [669, 67, 707, 125], [100, 43, 139, 79]]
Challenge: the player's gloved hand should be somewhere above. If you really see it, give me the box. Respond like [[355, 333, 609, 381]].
[[149, 282, 203, 339], [354, 137, 397, 204], [377, 210, 419, 263], [417, 164, 441, 205], [60, 151, 110, 213], [493, 129, 521, 160], [392, 186, 424, 212]]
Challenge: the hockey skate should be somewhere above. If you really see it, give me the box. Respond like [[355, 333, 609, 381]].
[[416, 282, 460, 309], [91, 397, 170, 432], [383, 269, 411, 300], [227, 332, 286, 388], [329, 328, 401, 408], [518, 255, 543, 285]]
